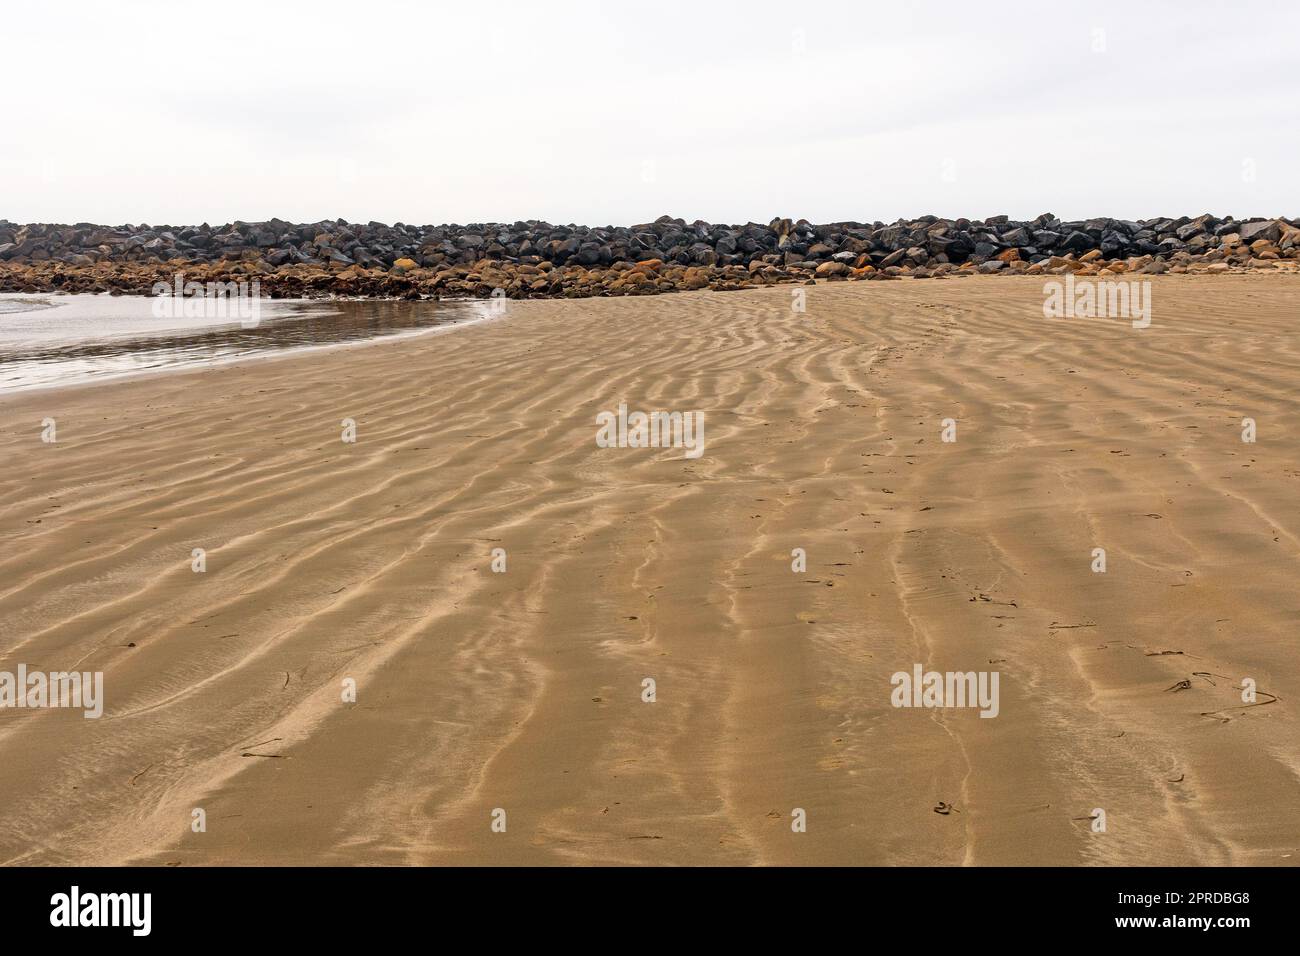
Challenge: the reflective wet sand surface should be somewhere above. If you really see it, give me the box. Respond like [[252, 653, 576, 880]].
[[0, 295, 484, 391]]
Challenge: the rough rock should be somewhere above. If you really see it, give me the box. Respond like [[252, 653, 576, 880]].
[[0, 212, 1294, 299]]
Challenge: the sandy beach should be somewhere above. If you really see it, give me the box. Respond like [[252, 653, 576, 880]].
[[1, 274, 1297, 867]]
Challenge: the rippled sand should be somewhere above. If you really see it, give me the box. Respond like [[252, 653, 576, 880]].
[[0, 274, 1297, 865]]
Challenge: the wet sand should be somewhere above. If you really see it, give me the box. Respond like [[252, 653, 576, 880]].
[[0, 296, 481, 392], [1, 274, 1297, 866]]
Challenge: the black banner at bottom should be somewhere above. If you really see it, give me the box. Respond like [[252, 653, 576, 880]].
[[0, 866, 1287, 942]]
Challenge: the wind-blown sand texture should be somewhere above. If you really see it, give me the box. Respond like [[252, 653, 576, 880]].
[[1, 274, 1297, 866]]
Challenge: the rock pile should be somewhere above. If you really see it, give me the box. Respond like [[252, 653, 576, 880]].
[[1, 213, 1296, 298]]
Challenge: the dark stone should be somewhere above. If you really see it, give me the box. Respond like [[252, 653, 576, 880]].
[[0, 211, 1289, 299], [1239, 220, 1281, 244], [1061, 231, 1094, 252]]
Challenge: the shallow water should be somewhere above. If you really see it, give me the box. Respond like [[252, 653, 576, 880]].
[[0, 294, 486, 391]]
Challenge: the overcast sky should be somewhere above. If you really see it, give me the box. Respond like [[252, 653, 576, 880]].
[[3, 0, 1297, 227]]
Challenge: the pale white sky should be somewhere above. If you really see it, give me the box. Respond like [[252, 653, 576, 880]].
[[2, 0, 1296, 226]]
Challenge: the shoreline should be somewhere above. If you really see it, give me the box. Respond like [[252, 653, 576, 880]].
[[0, 296, 493, 396]]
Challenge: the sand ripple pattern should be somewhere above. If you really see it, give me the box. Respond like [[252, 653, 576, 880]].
[[0, 275, 1297, 865]]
